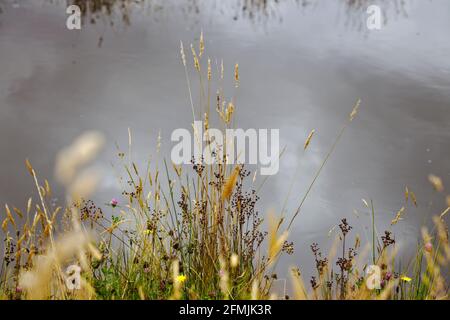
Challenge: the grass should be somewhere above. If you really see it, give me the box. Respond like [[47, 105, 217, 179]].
[[0, 34, 449, 300]]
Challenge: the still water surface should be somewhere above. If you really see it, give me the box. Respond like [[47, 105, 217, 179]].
[[0, 0, 449, 282]]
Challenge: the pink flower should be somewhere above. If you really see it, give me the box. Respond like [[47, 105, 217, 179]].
[[424, 242, 433, 253], [110, 198, 118, 208], [384, 272, 392, 281]]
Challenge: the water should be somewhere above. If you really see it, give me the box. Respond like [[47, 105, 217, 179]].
[[1, 0, 449, 284]]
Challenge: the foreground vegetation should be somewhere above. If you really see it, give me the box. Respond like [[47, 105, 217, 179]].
[[0, 34, 448, 300]]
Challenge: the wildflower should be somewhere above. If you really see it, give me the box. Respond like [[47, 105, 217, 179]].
[[176, 274, 187, 283], [144, 267, 150, 274], [400, 275, 412, 282], [230, 253, 239, 268], [143, 229, 152, 236], [424, 242, 433, 253], [110, 198, 118, 208], [384, 271, 392, 281], [219, 269, 225, 277]]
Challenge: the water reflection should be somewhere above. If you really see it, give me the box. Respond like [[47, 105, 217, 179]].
[[65, 0, 290, 26], [339, 0, 409, 32], [59, 0, 410, 29], [0, 0, 412, 32]]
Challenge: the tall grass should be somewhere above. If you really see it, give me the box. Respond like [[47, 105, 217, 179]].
[[0, 34, 448, 300]]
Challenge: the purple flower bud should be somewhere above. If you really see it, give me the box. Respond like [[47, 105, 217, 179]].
[[110, 198, 118, 207], [385, 272, 392, 281]]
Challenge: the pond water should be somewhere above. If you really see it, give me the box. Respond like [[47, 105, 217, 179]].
[[0, 0, 449, 285]]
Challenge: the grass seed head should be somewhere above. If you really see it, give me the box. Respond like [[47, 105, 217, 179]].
[[180, 41, 186, 67], [349, 98, 361, 121], [234, 63, 239, 88], [222, 166, 240, 201], [304, 129, 315, 150], [199, 31, 204, 58], [428, 174, 444, 192]]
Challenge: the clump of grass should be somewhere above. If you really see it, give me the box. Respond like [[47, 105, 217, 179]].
[[1, 132, 104, 299], [81, 37, 279, 299], [0, 33, 448, 301], [0, 34, 280, 300], [297, 192, 449, 300]]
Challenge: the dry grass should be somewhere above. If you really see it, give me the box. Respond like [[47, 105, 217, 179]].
[[0, 34, 448, 300]]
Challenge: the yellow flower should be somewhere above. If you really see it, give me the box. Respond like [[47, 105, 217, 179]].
[[400, 276, 412, 282], [176, 274, 187, 283], [230, 253, 239, 268], [143, 229, 152, 236]]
